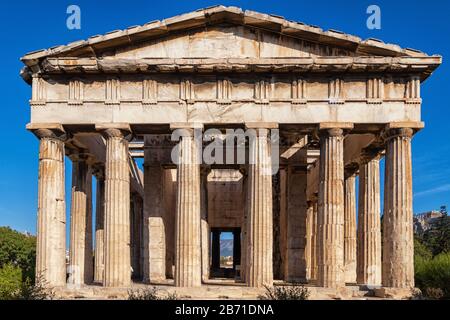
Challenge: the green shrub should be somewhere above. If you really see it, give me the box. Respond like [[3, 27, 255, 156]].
[[0, 227, 36, 282], [0, 263, 22, 300], [258, 284, 310, 300], [0, 266, 54, 300], [128, 287, 178, 300], [415, 252, 450, 299]]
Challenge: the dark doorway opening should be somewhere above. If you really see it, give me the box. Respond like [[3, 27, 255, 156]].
[[210, 227, 241, 279]]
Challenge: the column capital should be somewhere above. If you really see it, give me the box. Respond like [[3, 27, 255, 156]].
[[200, 165, 211, 177], [382, 127, 414, 141], [27, 123, 66, 141], [359, 148, 383, 165], [95, 123, 132, 139], [67, 149, 93, 163], [344, 163, 359, 180], [91, 164, 105, 180], [318, 123, 353, 138]]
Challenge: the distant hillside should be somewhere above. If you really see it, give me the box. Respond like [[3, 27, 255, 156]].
[[414, 211, 444, 235], [220, 239, 233, 257]]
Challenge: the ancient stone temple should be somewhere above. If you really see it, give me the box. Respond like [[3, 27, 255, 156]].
[[20, 6, 441, 296]]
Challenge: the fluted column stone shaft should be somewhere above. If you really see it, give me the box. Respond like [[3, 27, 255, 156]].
[[102, 128, 131, 287], [131, 194, 143, 279], [240, 171, 248, 282], [310, 199, 319, 281], [382, 128, 415, 288], [285, 167, 307, 281], [35, 129, 66, 287], [68, 154, 93, 285], [246, 128, 273, 287], [344, 174, 357, 283], [317, 128, 345, 288], [143, 163, 166, 282], [357, 157, 382, 286], [94, 167, 105, 283], [174, 130, 202, 287], [305, 202, 314, 280], [200, 168, 210, 282]]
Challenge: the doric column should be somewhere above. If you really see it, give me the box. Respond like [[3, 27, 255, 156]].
[[285, 166, 307, 282], [344, 173, 357, 283], [143, 163, 166, 282], [246, 126, 274, 287], [68, 152, 93, 285], [317, 124, 350, 288], [173, 125, 202, 287], [93, 166, 105, 284], [357, 154, 382, 286], [311, 198, 319, 281], [98, 125, 131, 287], [305, 201, 314, 280], [163, 168, 176, 279], [32, 127, 66, 287], [131, 193, 143, 279], [382, 127, 415, 288], [200, 168, 210, 282], [240, 169, 248, 282]]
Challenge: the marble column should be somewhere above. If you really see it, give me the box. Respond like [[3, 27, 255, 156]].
[[143, 164, 166, 282], [174, 127, 202, 287], [240, 170, 248, 282], [285, 167, 307, 282], [246, 128, 273, 287], [33, 128, 66, 287], [317, 127, 345, 288], [131, 193, 143, 279], [305, 202, 314, 280], [101, 127, 131, 287], [200, 168, 210, 282], [68, 153, 93, 285], [382, 128, 415, 288], [344, 174, 357, 283], [93, 166, 105, 284], [163, 168, 177, 279], [357, 156, 382, 286], [311, 199, 319, 281]]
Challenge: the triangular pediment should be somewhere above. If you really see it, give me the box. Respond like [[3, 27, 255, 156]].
[[21, 5, 431, 67], [110, 24, 358, 59]]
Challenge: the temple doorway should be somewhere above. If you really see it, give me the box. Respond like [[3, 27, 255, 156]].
[[210, 228, 241, 279]]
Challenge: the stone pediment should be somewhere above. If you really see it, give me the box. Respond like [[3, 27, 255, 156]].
[[109, 25, 357, 60], [21, 5, 434, 68]]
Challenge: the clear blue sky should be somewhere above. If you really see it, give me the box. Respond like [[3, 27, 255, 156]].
[[0, 0, 449, 235]]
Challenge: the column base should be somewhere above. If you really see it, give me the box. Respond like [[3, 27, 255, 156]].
[[373, 287, 416, 299]]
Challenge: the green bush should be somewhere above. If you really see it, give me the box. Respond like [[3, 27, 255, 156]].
[[128, 287, 178, 300], [0, 263, 22, 300], [0, 265, 54, 300], [415, 252, 450, 299], [0, 227, 36, 281], [258, 284, 310, 300]]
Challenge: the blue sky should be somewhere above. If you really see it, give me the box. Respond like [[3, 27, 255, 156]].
[[0, 0, 449, 235]]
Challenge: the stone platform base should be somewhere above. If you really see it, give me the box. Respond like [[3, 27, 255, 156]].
[[373, 287, 416, 299], [52, 281, 386, 300]]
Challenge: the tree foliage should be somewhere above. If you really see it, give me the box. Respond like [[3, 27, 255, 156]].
[[0, 227, 36, 281], [421, 214, 450, 256]]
